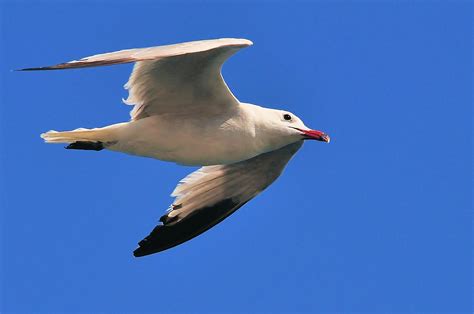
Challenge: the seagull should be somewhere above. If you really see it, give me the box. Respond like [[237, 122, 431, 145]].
[[20, 38, 330, 257]]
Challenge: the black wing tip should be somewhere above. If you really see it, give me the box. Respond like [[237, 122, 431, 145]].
[[132, 198, 244, 258], [132, 240, 167, 257], [133, 243, 163, 257], [133, 247, 149, 257], [15, 67, 37, 71], [16, 66, 64, 71], [16, 59, 133, 72], [132, 224, 168, 257]]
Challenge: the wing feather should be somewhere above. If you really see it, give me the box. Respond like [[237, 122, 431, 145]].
[[19, 38, 253, 120], [133, 141, 303, 257]]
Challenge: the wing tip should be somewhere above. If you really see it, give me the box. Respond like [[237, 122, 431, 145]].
[[16, 58, 132, 72], [15, 63, 73, 71], [133, 247, 148, 257], [132, 198, 245, 258], [15, 67, 51, 71]]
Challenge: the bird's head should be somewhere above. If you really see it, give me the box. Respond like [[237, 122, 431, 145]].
[[246, 104, 330, 151], [265, 108, 330, 144], [242, 104, 330, 153]]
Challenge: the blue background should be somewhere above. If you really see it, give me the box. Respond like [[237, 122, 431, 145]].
[[1, 1, 472, 313]]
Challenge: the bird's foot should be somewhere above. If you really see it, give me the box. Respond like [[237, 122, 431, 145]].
[[66, 141, 104, 151]]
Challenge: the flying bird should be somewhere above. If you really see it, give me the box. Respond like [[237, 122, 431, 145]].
[[20, 38, 330, 257]]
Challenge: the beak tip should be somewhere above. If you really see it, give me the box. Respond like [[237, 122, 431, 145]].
[[297, 128, 331, 143]]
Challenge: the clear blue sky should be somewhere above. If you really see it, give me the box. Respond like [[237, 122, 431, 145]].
[[1, 1, 472, 312]]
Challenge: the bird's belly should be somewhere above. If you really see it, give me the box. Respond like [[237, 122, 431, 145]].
[[165, 140, 258, 165], [108, 116, 260, 165]]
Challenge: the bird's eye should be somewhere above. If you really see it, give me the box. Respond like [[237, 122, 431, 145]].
[[283, 114, 292, 121]]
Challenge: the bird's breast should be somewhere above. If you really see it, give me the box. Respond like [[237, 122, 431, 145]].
[[110, 114, 263, 165]]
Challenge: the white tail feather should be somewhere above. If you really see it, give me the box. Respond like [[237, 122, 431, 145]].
[[40, 124, 125, 144]]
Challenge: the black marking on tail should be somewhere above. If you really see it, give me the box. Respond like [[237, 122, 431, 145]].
[[66, 141, 104, 151]]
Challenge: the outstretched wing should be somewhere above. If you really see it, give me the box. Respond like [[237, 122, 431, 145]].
[[19, 38, 252, 120], [133, 141, 303, 257]]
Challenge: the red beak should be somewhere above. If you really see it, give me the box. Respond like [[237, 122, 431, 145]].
[[296, 128, 330, 143]]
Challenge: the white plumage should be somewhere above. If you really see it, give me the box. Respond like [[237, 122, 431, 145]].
[[21, 38, 329, 256]]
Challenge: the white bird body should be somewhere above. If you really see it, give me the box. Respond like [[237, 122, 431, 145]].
[[43, 102, 306, 165], [22, 38, 329, 256]]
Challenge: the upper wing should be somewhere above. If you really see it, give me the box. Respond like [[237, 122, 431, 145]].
[[133, 141, 304, 257], [20, 38, 252, 120]]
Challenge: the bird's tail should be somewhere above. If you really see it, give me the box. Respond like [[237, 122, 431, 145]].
[[40, 123, 125, 145]]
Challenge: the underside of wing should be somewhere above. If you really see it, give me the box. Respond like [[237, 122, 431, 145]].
[[133, 198, 249, 257], [133, 141, 303, 257], [19, 38, 252, 71], [19, 38, 253, 119]]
